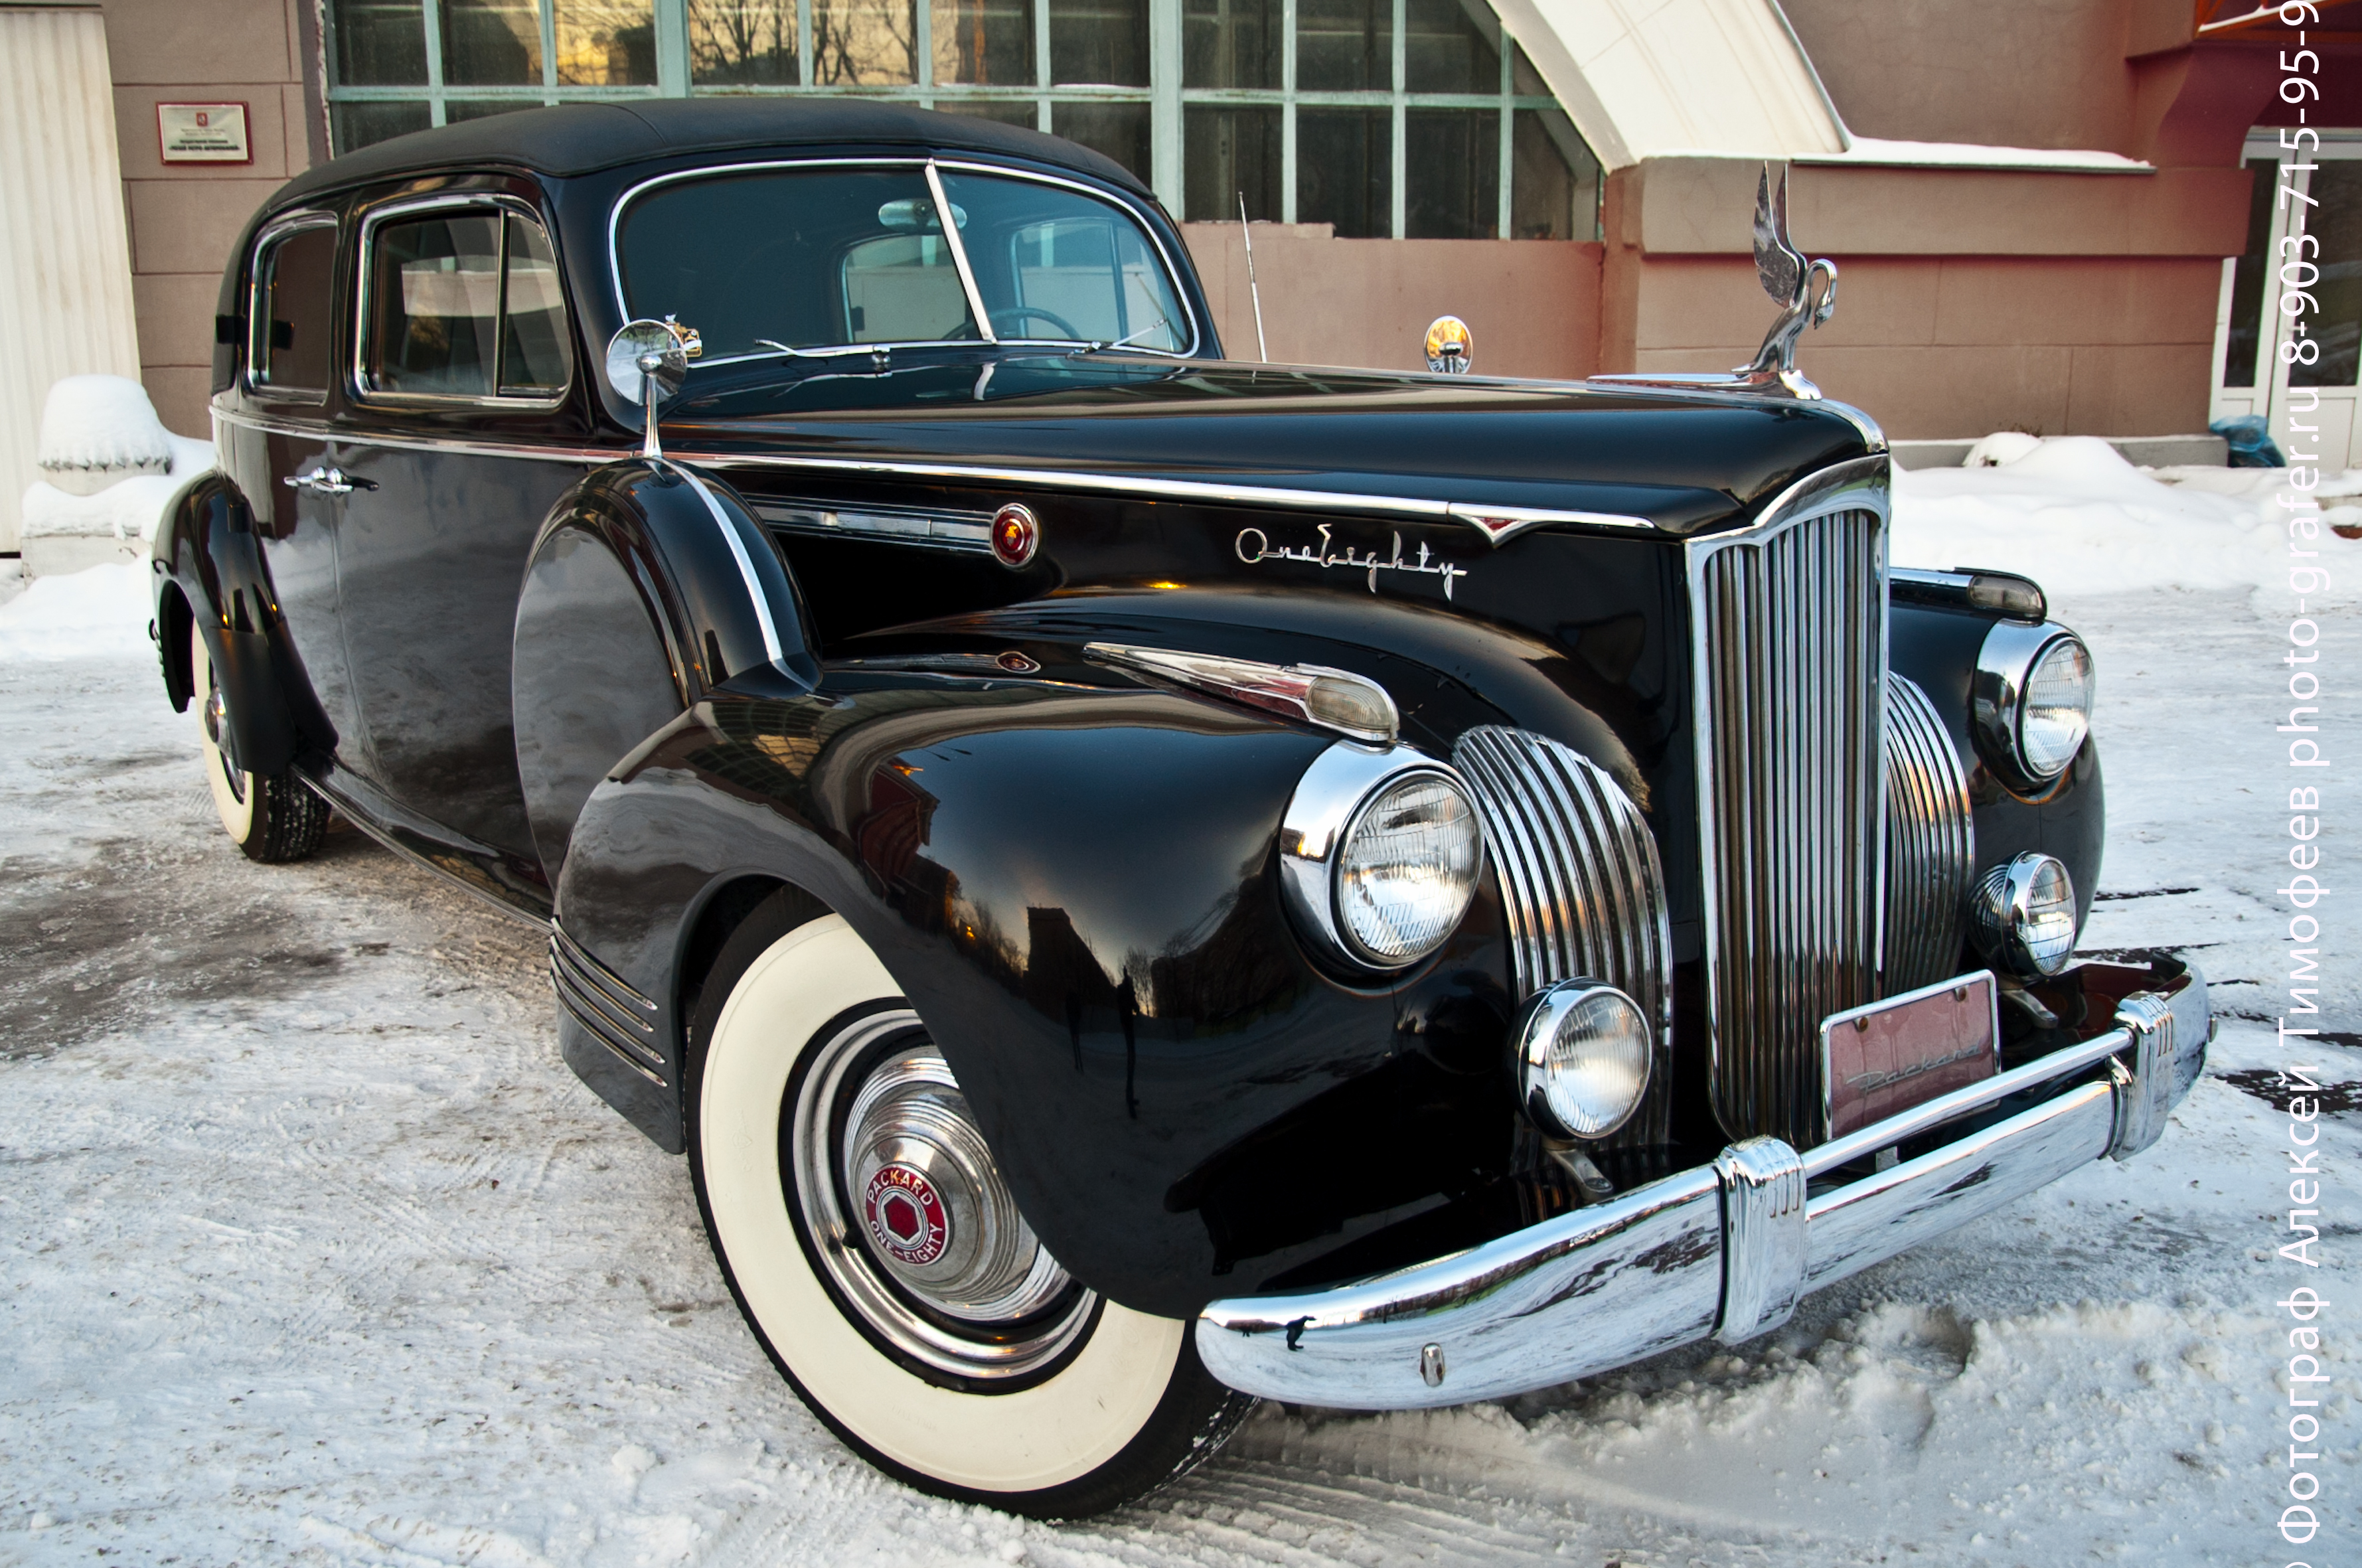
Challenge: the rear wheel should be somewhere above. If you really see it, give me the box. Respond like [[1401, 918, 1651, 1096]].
[[189, 620, 327, 863], [687, 892, 1253, 1518]]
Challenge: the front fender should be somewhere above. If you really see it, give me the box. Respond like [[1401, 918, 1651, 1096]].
[[554, 670, 1522, 1318], [151, 471, 332, 776]]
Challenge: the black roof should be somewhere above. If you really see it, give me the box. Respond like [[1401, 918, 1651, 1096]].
[[270, 98, 1152, 208]]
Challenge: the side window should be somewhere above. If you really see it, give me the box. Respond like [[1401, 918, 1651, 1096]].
[[250, 224, 337, 397], [364, 205, 572, 400]]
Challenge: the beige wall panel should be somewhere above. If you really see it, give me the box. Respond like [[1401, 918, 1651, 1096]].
[[97, 0, 295, 86], [141, 365, 214, 441], [1787, 345, 2075, 441], [0, 7, 143, 552], [2063, 343, 2213, 433], [1930, 257, 2221, 347], [127, 177, 278, 277], [1637, 160, 2252, 258], [1180, 225, 1601, 378], [133, 271, 222, 370], [1631, 256, 1942, 352], [114, 84, 293, 181]]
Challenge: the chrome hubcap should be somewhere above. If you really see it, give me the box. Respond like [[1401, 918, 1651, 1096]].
[[791, 1009, 1093, 1381], [200, 664, 245, 804]]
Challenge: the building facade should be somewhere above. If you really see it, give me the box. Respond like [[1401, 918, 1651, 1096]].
[[11, 0, 2362, 475]]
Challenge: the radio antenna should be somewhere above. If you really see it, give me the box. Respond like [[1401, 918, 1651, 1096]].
[[1239, 192, 1269, 362]]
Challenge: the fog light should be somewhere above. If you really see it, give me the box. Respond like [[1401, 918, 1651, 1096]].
[[1514, 981, 1652, 1140], [1970, 852, 2079, 978]]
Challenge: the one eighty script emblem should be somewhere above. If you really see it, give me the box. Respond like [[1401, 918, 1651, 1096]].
[[1235, 524, 1469, 600]]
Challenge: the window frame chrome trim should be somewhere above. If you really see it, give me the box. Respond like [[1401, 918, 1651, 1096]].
[[603, 153, 1204, 365], [246, 209, 343, 405], [351, 189, 574, 413]]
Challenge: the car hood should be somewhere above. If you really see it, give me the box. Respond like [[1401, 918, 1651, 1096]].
[[659, 353, 1881, 536]]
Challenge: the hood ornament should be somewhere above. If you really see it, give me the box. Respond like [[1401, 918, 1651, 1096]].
[[1739, 164, 1838, 398]]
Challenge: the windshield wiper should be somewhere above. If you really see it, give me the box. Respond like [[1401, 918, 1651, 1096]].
[[1073, 319, 1180, 356]]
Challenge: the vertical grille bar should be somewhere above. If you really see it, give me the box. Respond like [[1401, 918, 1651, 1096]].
[[1881, 672, 1976, 994], [1452, 726, 1674, 1147], [1689, 491, 1888, 1148]]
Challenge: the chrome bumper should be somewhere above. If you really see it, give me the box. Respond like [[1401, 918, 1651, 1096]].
[[1194, 961, 2210, 1409]]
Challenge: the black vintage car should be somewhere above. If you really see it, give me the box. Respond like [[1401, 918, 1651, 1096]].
[[156, 100, 2209, 1518]]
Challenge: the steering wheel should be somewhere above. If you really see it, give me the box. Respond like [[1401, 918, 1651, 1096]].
[[989, 305, 1085, 341]]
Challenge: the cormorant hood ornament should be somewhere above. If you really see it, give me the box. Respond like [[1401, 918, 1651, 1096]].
[[1741, 164, 1838, 398]]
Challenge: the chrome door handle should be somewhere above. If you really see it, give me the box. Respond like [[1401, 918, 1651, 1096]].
[[281, 466, 376, 495]]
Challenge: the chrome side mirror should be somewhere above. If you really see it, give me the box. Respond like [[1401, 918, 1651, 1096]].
[[1425, 315, 1472, 374], [605, 317, 695, 459]]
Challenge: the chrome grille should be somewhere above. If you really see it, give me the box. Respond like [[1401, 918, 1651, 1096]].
[[1881, 672, 1975, 994], [1452, 726, 1673, 1146], [1688, 501, 1887, 1147]]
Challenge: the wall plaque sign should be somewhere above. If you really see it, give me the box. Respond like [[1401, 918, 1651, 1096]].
[[157, 103, 250, 164]]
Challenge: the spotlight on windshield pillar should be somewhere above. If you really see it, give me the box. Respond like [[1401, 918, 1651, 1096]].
[[1425, 316, 1472, 374]]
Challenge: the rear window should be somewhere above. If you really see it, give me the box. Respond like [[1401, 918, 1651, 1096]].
[[362, 205, 574, 400]]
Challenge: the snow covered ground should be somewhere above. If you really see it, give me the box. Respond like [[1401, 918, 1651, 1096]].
[[1, 445, 2356, 1566]]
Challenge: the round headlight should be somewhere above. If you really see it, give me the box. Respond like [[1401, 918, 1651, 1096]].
[[1974, 621, 2094, 787], [1278, 744, 1482, 974], [1514, 982, 1653, 1140], [1970, 851, 2079, 978], [2018, 636, 2093, 778], [1336, 772, 1482, 965]]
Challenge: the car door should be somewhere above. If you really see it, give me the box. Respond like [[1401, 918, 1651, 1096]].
[[230, 208, 370, 771], [331, 182, 594, 903]]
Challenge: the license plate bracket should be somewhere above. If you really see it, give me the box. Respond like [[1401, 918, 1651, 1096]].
[[1820, 972, 2001, 1141]]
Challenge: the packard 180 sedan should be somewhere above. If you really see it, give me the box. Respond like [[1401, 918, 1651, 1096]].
[[155, 98, 2209, 1517]]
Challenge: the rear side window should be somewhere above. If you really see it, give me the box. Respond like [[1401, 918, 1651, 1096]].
[[250, 223, 337, 397], [362, 204, 573, 400]]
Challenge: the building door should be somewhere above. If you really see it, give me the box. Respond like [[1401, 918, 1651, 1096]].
[[2211, 132, 2362, 471]]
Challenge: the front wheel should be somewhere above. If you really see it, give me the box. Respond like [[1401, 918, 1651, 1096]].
[[189, 620, 327, 863], [688, 892, 1253, 1518]]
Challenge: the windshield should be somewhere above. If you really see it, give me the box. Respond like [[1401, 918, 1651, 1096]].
[[613, 164, 1192, 360]]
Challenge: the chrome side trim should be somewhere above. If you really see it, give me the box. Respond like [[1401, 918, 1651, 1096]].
[[1451, 726, 1673, 1146], [1713, 1136, 1808, 1344], [1445, 501, 1658, 544], [752, 498, 993, 553], [550, 923, 665, 1081], [1195, 963, 2208, 1410], [1881, 672, 1975, 994], [206, 405, 1669, 545], [1688, 455, 1891, 1146], [671, 462, 789, 668], [1085, 642, 1399, 745]]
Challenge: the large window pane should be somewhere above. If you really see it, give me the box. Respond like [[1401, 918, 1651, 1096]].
[[813, 0, 916, 83], [1297, 0, 1389, 91], [1297, 108, 1388, 238], [556, 0, 657, 84], [1512, 108, 1597, 240], [441, 0, 542, 85], [1050, 0, 1148, 86], [2222, 157, 2277, 389], [1183, 0, 1279, 89], [331, 100, 431, 153], [691, 0, 800, 83], [254, 227, 338, 395], [366, 212, 503, 396], [1404, 0, 1496, 93], [932, 0, 1032, 84], [334, 0, 428, 85], [2293, 162, 2362, 389], [1406, 108, 1496, 238], [1184, 106, 1280, 223], [1052, 100, 1151, 184], [501, 215, 574, 394]]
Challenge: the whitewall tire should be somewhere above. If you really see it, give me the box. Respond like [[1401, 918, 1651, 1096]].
[[189, 619, 328, 863], [686, 890, 1253, 1517]]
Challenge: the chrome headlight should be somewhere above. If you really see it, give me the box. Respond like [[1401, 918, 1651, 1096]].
[[1279, 742, 1482, 973], [1972, 621, 2094, 788], [1969, 851, 2079, 977], [1514, 981, 1652, 1140]]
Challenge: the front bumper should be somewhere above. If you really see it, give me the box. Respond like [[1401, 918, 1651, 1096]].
[[1195, 959, 2210, 1409]]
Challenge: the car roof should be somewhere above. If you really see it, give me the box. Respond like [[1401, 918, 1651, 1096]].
[[268, 98, 1153, 210]]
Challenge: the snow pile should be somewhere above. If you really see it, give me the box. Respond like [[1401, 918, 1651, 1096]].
[[0, 561, 153, 663], [19, 431, 212, 547], [1892, 434, 2362, 601], [35, 374, 173, 493]]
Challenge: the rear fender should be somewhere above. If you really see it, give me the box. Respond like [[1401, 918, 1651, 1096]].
[[152, 472, 331, 777], [552, 670, 1521, 1318]]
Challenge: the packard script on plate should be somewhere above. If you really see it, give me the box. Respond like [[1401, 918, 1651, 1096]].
[[1235, 524, 1469, 599]]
